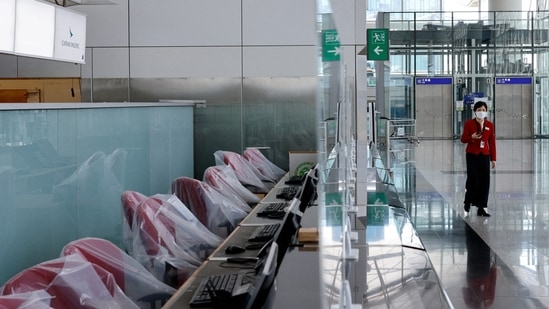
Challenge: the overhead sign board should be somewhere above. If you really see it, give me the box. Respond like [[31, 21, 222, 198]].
[[416, 77, 453, 85], [495, 77, 532, 84], [14, 0, 56, 58], [4, 0, 86, 63], [54, 7, 87, 63], [367, 28, 389, 61], [322, 29, 341, 62]]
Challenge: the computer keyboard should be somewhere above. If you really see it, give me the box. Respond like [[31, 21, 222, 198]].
[[189, 272, 254, 307], [257, 202, 288, 217], [276, 186, 299, 200], [248, 224, 280, 242]]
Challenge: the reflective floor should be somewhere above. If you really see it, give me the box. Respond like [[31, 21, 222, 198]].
[[390, 139, 549, 309]]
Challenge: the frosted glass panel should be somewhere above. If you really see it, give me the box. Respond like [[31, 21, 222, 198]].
[[0, 104, 193, 284]]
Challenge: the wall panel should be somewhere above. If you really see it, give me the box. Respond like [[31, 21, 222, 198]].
[[90, 48, 130, 79], [17, 57, 81, 78], [128, 0, 241, 46], [242, 0, 316, 46], [495, 80, 532, 138], [0, 54, 18, 78], [415, 81, 453, 139], [130, 47, 242, 78], [243, 46, 316, 77], [73, 0, 129, 47]]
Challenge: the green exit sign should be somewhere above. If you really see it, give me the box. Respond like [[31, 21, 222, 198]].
[[367, 28, 389, 61], [322, 29, 341, 62]]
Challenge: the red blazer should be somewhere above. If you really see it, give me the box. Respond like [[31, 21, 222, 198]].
[[461, 118, 497, 161]]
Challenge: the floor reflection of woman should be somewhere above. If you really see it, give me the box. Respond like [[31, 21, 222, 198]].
[[462, 224, 497, 308]]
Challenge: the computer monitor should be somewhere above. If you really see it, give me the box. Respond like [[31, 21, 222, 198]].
[[272, 207, 300, 271], [244, 242, 278, 309], [295, 168, 318, 213]]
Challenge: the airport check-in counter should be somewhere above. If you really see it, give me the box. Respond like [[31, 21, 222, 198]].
[[163, 165, 452, 308], [162, 173, 317, 308]]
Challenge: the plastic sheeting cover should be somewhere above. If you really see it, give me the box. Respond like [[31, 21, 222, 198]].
[[243, 148, 286, 182], [203, 165, 261, 206], [172, 177, 248, 238], [130, 194, 223, 287], [0, 255, 138, 309], [61, 237, 176, 307], [213, 150, 272, 193]]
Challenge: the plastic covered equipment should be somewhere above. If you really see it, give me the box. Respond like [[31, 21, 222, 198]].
[[61, 237, 176, 308], [131, 194, 223, 287], [120, 190, 148, 254], [203, 165, 261, 207], [213, 150, 274, 193], [243, 148, 286, 182], [0, 254, 138, 309], [172, 177, 249, 238], [0, 291, 53, 309]]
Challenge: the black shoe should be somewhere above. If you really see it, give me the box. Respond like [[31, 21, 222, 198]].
[[464, 203, 470, 212], [477, 208, 491, 217]]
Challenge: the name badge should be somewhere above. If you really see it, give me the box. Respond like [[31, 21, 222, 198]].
[[480, 141, 485, 148]]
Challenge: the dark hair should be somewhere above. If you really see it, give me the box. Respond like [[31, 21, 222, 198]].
[[473, 101, 487, 111]]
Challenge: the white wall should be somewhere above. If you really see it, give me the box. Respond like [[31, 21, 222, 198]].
[[0, 1, 367, 82], [68, 0, 318, 80]]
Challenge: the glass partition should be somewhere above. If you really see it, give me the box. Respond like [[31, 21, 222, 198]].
[[317, 2, 453, 307], [381, 10, 549, 138], [0, 103, 194, 284], [317, 2, 349, 307]]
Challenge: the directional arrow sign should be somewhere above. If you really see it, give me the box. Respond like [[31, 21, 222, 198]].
[[374, 46, 383, 55], [367, 28, 389, 61], [322, 29, 340, 62], [328, 46, 341, 56]]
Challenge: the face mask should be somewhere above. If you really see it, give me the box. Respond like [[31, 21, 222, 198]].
[[475, 111, 487, 119]]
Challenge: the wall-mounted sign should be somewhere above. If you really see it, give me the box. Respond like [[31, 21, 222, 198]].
[[367, 28, 389, 61], [495, 77, 532, 84], [322, 29, 340, 62], [415, 77, 453, 85]]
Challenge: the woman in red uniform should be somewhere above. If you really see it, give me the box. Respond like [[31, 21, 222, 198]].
[[461, 101, 496, 217]]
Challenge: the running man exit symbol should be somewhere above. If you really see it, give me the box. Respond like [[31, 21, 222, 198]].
[[372, 31, 385, 43]]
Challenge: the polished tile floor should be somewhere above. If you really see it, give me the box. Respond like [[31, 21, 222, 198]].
[[389, 139, 549, 309]]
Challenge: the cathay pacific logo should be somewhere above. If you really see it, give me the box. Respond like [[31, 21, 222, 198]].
[[61, 26, 80, 49]]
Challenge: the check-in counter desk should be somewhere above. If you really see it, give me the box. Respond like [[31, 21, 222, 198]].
[[162, 173, 312, 308], [163, 170, 452, 309]]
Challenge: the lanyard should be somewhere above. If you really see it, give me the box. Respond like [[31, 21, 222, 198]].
[[475, 120, 485, 134]]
